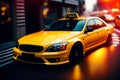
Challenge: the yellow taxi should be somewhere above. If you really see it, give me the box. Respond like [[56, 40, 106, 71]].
[[13, 13, 114, 65]]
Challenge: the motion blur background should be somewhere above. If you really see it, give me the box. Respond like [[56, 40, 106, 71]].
[[0, 0, 120, 43], [0, 1, 120, 80]]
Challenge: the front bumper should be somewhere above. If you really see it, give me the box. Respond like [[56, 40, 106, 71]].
[[13, 47, 69, 65]]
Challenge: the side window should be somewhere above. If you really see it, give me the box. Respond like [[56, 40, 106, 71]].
[[85, 19, 95, 33], [87, 20, 94, 27], [94, 19, 106, 29], [86, 19, 95, 29]]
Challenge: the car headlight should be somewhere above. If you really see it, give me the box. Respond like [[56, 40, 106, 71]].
[[46, 42, 68, 52]]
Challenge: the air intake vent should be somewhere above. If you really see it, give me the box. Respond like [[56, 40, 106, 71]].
[[19, 45, 43, 52]]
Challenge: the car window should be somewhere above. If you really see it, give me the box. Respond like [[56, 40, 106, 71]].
[[85, 19, 95, 33], [73, 20, 86, 31], [86, 19, 95, 29], [94, 19, 106, 29]]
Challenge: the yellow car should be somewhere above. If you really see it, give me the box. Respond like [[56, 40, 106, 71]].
[[13, 13, 114, 65]]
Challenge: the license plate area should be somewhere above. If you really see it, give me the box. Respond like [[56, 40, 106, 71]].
[[18, 53, 44, 63], [22, 53, 35, 59]]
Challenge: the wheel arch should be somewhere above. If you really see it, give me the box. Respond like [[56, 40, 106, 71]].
[[68, 41, 84, 64], [70, 41, 84, 56]]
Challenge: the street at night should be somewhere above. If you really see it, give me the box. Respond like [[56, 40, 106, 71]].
[[1, 0, 120, 80], [0, 28, 120, 80]]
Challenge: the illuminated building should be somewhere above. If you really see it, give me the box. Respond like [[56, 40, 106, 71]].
[[0, 0, 85, 43]]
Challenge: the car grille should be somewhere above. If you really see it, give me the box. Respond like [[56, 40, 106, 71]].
[[19, 44, 43, 52], [18, 53, 44, 63]]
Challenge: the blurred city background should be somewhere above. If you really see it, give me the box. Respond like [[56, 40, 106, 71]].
[[0, 0, 120, 44], [0, 1, 120, 80]]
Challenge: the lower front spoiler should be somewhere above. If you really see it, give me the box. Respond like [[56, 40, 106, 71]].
[[13, 56, 69, 65]]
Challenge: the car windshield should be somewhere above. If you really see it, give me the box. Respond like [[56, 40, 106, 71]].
[[44, 20, 86, 31]]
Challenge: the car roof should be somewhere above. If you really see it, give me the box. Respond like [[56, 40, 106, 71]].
[[58, 16, 101, 21]]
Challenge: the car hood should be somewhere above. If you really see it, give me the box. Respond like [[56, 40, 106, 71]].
[[18, 31, 82, 45]]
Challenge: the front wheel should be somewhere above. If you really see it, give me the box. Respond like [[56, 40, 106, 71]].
[[69, 43, 83, 64]]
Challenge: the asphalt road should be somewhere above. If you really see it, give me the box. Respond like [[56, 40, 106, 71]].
[[0, 28, 120, 80]]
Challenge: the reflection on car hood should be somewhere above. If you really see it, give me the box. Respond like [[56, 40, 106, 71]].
[[18, 31, 82, 45]]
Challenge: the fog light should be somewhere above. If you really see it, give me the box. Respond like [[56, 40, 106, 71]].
[[47, 58, 60, 63]]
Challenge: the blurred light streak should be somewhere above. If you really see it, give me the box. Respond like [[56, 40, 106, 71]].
[[103, 10, 108, 14], [112, 8, 119, 12], [112, 33, 120, 46], [1, 6, 7, 16], [42, 1, 49, 17], [114, 28, 120, 33], [43, 8, 49, 17], [72, 65, 83, 80], [1, 6, 7, 11], [86, 47, 108, 76], [43, 1, 48, 6]]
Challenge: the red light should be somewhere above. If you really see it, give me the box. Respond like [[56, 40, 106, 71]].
[[112, 8, 119, 12], [62, 43, 67, 50]]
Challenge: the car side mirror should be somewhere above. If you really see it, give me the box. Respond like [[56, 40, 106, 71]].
[[85, 27, 93, 34], [44, 26, 47, 29], [42, 26, 47, 30]]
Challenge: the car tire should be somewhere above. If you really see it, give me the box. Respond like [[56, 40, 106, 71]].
[[105, 34, 112, 46], [69, 42, 83, 64]]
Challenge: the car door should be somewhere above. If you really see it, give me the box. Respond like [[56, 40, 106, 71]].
[[94, 18, 108, 43], [83, 19, 99, 51]]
